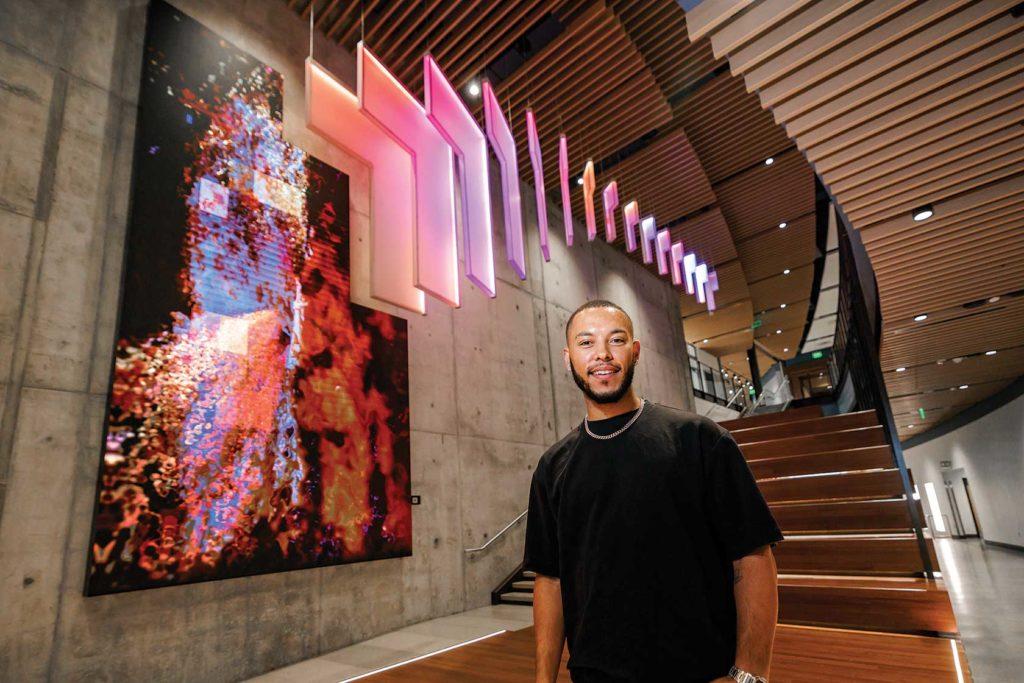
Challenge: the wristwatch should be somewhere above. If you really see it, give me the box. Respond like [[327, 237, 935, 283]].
[[729, 666, 767, 683]]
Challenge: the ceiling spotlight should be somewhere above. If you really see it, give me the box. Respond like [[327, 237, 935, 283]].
[[775, 329, 782, 334], [467, 81, 481, 97], [896, 367, 906, 372], [778, 221, 787, 229], [986, 350, 997, 356], [906, 424, 914, 429], [783, 347, 789, 352], [702, 338, 709, 343], [914, 313, 928, 322], [780, 303, 787, 309], [576, 176, 584, 186], [765, 157, 774, 166], [912, 204, 934, 221], [988, 296, 1001, 303], [783, 268, 791, 275], [959, 384, 969, 390]]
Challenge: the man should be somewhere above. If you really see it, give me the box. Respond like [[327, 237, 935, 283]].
[[525, 300, 783, 682]]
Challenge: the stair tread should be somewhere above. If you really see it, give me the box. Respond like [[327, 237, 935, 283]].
[[511, 581, 534, 590], [777, 575, 944, 590], [501, 592, 534, 602], [731, 411, 880, 444]]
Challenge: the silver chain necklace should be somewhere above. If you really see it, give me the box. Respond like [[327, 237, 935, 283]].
[[584, 399, 647, 440]]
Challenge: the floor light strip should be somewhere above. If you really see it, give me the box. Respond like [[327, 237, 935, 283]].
[[949, 639, 965, 683], [339, 629, 508, 682]]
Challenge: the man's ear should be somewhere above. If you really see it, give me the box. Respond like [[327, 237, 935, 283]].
[[632, 339, 641, 360], [563, 347, 571, 372]]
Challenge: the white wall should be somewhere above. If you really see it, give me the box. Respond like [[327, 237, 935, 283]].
[[904, 392, 1024, 548]]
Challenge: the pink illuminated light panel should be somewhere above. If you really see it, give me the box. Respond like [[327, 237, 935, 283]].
[[602, 181, 619, 243], [582, 160, 597, 241], [423, 55, 495, 297], [655, 229, 671, 276], [358, 44, 460, 307], [482, 81, 527, 279], [622, 200, 639, 253], [525, 109, 550, 261], [639, 215, 657, 264], [669, 241, 684, 286], [558, 135, 573, 246], [305, 58, 425, 315]]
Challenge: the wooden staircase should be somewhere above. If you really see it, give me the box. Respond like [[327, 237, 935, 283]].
[[495, 406, 962, 639]]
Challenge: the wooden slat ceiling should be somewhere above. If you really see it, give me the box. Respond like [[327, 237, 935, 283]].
[[290, 0, 821, 376], [686, 0, 1024, 440]]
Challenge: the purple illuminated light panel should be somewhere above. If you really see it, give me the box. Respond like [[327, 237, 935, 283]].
[[559, 135, 573, 246], [602, 181, 619, 242], [483, 81, 527, 279], [704, 269, 719, 311], [304, 58, 425, 315], [358, 44, 460, 307], [423, 55, 496, 297], [582, 160, 597, 241], [622, 200, 639, 253], [655, 229, 671, 275], [683, 252, 698, 295], [525, 109, 550, 261], [695, 263, 709, 304]]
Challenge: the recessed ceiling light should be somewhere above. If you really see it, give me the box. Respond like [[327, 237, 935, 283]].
[[959, 384, 969, 390], [783, 347, 789, 352], [702, 338, 709, 343], [986, 350, 997, 356], [819, 372, 824, 377], [906, 424, 914, 428], [775, 329, 782, 334], [780, 303, 787, 309], [896, 367, 906, 372], [765, 157, 774, 166], [467, 81, 481, 97], [783, 268, 791, 275], [914, 313, 928, 322], [778, 221, 787, 229], [912, 204, 934, 221], [988, 296, 1000, 303], [576, 176, 583, 186]]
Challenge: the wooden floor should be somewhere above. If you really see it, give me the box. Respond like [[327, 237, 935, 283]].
[[360, 625, 970, 682]]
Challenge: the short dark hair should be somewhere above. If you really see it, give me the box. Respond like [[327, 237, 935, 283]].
[[564, 299, 634, 342]]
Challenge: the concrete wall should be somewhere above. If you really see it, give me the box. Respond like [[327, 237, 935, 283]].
[[0, 0, 695, 680], [905, 392, 1024, 549]]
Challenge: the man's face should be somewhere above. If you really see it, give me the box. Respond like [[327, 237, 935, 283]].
[[564, 307, 640, 404]]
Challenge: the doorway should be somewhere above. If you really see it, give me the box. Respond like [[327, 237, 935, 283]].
[[942, 467, 979, 538]]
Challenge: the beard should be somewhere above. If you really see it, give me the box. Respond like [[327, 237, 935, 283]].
[[570, 356, 638, 404]]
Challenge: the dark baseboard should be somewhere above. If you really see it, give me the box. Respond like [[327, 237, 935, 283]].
[[985, 539, 1024, 554]]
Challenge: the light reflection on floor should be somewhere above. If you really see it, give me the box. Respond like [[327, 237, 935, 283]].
[[933, 537, 1024, 681]]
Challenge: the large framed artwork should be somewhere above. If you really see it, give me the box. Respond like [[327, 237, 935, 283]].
[[86, 0, 411, 595]]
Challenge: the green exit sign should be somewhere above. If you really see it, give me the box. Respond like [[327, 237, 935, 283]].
[[918, 408, 926, 420], [752, 319, 763, 329], [811, 350, 824, 359], [748, 386, 756, 396]]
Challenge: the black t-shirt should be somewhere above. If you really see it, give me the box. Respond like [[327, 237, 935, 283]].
[[523, 401, 783, 682]]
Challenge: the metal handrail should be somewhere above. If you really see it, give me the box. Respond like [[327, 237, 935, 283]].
[[702, 385, 747, 416], [464, 509, 528, 553]]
